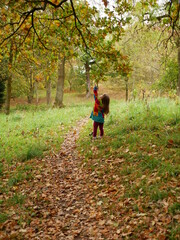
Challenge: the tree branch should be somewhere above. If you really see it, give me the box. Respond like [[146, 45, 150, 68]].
[[0, 12, 31, 45], [70, 0, 89, 52], [46, 0, 68, 8], [21, 26, 33, 46], [0, 0, 105, 55], [31, 11, 50, 50]]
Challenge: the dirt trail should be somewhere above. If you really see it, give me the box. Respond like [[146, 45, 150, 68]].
[[21, 117, 114, 240]]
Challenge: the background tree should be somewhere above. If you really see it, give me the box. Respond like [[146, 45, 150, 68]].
[[155, 58, 178, 94], [0, 57, 8, 109], [133, 0, 180, 95], [1, 0, 178, 112]]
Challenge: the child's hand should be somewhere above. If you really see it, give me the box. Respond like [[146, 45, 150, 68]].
[[94, 85, 98, 91]]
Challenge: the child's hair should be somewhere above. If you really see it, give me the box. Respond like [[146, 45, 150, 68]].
[[101, 94, 110, 114]]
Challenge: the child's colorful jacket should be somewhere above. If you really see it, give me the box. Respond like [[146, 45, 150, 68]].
[[90, 86, 104, 123]]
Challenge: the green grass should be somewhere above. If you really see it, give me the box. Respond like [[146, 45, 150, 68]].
[[8, 193, 26, 206], [168, 225, 180, 240], [8, 165, 33, 187], [77, 97, 180, 239], [0, 94, 91, 163], [0, 213, 9, 223], [168, 202, 180, 215]]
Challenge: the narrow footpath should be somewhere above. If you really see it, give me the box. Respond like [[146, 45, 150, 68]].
[[22, 118, 114, 240]]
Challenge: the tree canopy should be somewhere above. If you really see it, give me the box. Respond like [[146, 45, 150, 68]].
[[0, 0, 179, 114]]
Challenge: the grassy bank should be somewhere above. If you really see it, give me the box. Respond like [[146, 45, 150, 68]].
[[78, 98, 180, 239], [0, 104, 91, 163]]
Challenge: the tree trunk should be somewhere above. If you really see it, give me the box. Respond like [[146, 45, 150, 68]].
[[142, 89, 145, 100], [68, 60, 74, 92], [27, 70, 34, 103], [46, 75, 51, 105], [68, 66, 74, 91], [177, 38, 180, 97], [68, 80, 72, 92], [0, 80, 5, 110], [54, 54, 65, 107], [34, 81, 38, 105], [85, 61, 91, 98], [125, 78, 128, 102], [5, 40, 13, 115]]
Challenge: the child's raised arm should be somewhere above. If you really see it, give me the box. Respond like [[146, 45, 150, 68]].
[[93, 86, 101, 105], [93, 85, 98, 100]]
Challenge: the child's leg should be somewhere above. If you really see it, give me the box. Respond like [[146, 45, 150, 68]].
[[93, 121, 98, 137], [99, 123, 104, 137]]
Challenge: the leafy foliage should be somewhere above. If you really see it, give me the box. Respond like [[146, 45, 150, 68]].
[[156, 59, 178, 92]]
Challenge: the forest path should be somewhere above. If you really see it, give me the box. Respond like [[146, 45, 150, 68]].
[[24, 117, 114, 240]]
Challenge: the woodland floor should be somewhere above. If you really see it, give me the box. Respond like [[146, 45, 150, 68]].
[[0, 97, 180, 239], [1, 118, 118, 240]]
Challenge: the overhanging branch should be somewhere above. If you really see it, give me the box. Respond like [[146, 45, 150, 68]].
[[0, 0, 91, 53], [31, 11, 50, 50], [0, 0, 72, 47], [70, 0, 89, 52]]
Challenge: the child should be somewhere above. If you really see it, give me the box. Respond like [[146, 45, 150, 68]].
[[90, 85, 110, 139]]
